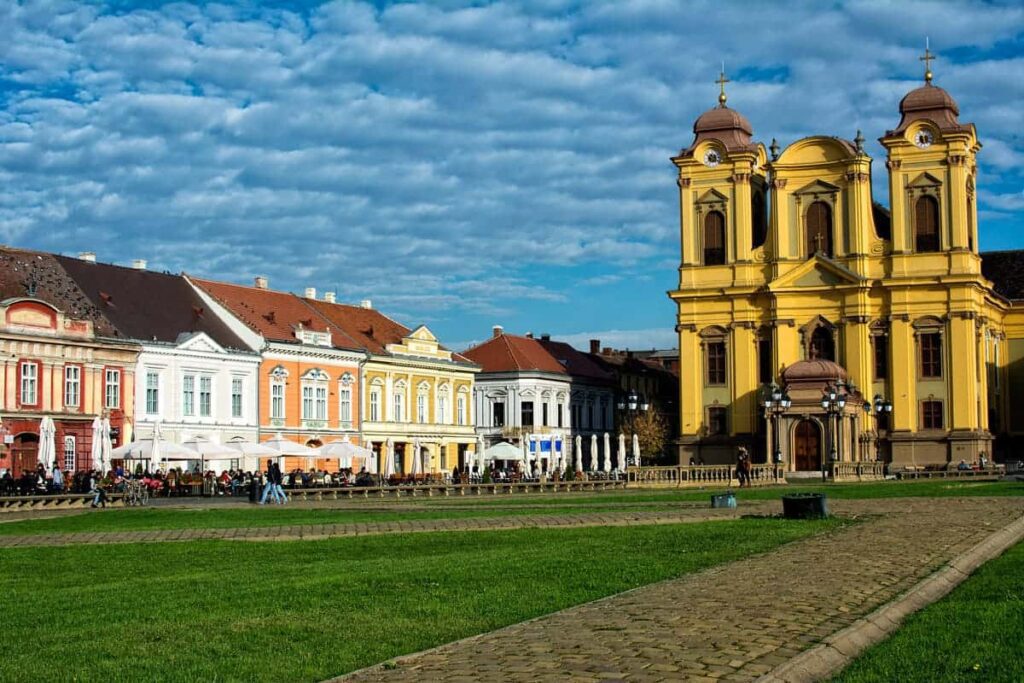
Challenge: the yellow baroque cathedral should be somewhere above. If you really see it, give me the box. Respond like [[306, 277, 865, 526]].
[[669, 58, 1024, 472]]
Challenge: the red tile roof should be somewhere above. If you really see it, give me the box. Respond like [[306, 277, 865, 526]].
[[462, 333, 568, 374], [192, 278, 361, 349], [537, 338, 616, 383]]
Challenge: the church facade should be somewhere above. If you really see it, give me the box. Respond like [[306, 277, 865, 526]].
[[669, 60, 1024, 470]]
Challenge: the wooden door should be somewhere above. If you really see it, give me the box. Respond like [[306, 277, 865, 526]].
[[794, 420, 820, 471], [11, 434, 40, 474]]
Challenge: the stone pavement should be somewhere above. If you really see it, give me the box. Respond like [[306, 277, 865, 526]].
[[0, 505, 769, 548], [340, 497, 1023, 682]]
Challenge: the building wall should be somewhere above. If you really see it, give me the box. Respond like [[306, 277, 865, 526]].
[[474, 373, 573, 444]]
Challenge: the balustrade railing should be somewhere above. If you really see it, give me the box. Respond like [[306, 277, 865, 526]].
[[830, 461, 886, 481], [627, 464, 784, 488]]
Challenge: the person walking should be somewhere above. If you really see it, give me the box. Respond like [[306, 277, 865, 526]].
[[272, 461, 288, 504], [258, 462, 276, 505], [736, 447, 752, 488]]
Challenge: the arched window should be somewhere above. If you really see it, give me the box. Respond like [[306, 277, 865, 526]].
[[703, 211, 726, 265], [806, 201, 832, 258], [810, 327, 835, 361], [914, 195, 940, 252], [751, 191, 767, 248]]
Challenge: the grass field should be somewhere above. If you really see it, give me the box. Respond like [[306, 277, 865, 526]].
[[0, 518, 839, 682], [833, 540, 1024, 683]]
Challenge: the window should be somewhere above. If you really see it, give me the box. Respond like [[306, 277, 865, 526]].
[[146, 371, 160, 415], [271, 380, 285, 420], [922, 400, 943, 430], [301, 385, 314, 420], [521, 401, 534, 428], [182, 375, 195, 416], [231, 378, 243, 418], [542, 402, 549, 426], [19, 362, 38, 406], [874, 336, 889, 380], [587, 402, 594, 429], [492, 402, 505, 427], [914, 195, 940, 253], [703, 211, 726, 265], [64, 366, 81, 408], [315, 386, 327, 421], [437, 391, 448, 424], [199, 376, 212, 417], [417, 392, 427, 423], [810, 327, 835, 362], [706, 341, 727, 385], [104, 369, 121, 409], [557, 403, 564, 428], [708, 407, 728, 436], [339, 386, 352, 425], [63, 436, 76, 471], [758, 338, 773, 385], [751, 191, 767, 248], [920, 332, 942, 378], [806, 201, 833, 258], [393, 389, 404, 422], [967, 196, 975, 252], [369, 388, 381, 421], [457, 394, 466, 425]]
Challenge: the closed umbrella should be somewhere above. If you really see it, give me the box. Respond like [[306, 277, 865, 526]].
[[574, 435, 583, 472], [38, 417, 56, 471], [617, 433, 626, 472], [90, 417, 104, 472], [603, 432, 612, 473], [151, 421, 164, 472], [410, 439, 422, 476], [590, 434, 598, 471], [101, 417, 113, 474], [632, 433, 641, 468], [383, 439, 395, 477]]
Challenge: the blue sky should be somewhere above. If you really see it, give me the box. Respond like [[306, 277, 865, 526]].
[[1, 1, 1022, 351]]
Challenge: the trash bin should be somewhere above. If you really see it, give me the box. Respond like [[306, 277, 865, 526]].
[[249, 478, 259, 503], [782, 492, 829, 519], [711, 491, 737, 509]]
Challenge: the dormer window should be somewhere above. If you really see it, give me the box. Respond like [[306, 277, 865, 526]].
[[296, 327, 331, 346]]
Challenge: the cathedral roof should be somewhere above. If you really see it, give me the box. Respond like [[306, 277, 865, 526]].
[[889, 83, 968, 135], [685, 104, 757, 154], [781, 358, 848, 384]]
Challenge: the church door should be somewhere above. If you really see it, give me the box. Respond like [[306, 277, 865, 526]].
[[794, 420, 821, 471]]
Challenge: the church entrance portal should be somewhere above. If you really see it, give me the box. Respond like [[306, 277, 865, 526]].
[[794, 420, 821, 471]]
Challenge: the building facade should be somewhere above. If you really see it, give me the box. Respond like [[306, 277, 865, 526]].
[[670, 64, 1010, 470]]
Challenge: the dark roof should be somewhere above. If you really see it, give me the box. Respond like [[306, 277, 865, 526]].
[[981, 250, 1024, 301], [462, 333, 568, 374], [56, 257, 250, 349], [0, 247, 117, 336], [537, 339, 615, 383]]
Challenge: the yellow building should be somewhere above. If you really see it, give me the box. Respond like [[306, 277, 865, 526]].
[[669, 60, 1015, 471]]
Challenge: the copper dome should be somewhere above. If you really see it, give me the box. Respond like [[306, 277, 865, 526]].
[[693, 105, 754, 136], [781, 358, 848, 383], [899, 84, 959, 116]]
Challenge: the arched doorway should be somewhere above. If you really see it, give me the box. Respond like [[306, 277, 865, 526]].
[[11, 433, 40, 474], [793, 420, 821, 471]]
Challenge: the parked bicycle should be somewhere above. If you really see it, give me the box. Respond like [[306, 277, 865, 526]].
[[122, 479, 149, 507]]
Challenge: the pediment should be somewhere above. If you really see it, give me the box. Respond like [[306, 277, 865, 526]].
[[907, 172, 942, 189], [175, 331, 226, 354], [408, 325, 437, 342], [696, 188, 729, 204], [793, 179, 841, 196], [769, 256, 864, 292]]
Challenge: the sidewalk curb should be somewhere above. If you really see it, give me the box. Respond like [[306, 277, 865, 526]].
[[755, 512, 1024, 683]]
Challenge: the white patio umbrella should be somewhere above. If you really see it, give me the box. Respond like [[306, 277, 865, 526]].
[[181, 435, 237, 473], [483, 441, 524, 461], [38, 417, 56, 471], [617, 433, 627, 472], [632, 433, 641, 468], [589, 434, 598, 470], [603, 432, 612, 473], [225, 437, 278, 472], [90, 417, 103, 472], [319, 437, 373, 469], [410, 439, 422, 476], [574, 435, 583, 472], [112, 431, 198, 466], [262, 433, 321, 458], [101, 417, 113, 473]]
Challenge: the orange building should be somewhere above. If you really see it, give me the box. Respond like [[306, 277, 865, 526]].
[[192, 278, 365, 472], [0, 248, 138, 474]]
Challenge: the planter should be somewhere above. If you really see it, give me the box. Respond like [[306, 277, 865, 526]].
[[710, 492, 737, 509], [782, 492, 829, 519]]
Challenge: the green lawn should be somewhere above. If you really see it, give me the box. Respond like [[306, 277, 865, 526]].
[[833, 540, 1024, 683], [0, 518, 839, 682]]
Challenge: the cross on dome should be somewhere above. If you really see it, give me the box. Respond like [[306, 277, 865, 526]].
[[920, 38, 936, 84], [716, 63, 730, 107]]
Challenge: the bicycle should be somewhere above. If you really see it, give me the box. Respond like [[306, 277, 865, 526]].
[[122, 480, 149, 507]]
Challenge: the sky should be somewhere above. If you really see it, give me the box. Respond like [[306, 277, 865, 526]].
[[1, 1, 1022, 352]]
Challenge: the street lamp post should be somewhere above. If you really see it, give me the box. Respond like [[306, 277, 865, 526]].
[[820, 382, 848, 482], [762, 382, 791, 467], [863, 394, 893, 462], [617, 390, 649, 466]]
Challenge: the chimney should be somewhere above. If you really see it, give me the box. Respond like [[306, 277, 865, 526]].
[[304, 287, 316, 299], [492, 325, 504, 338], [360, 299, 372, 309], [323, 291, 336, 303], [525, 332, 533, 339], [79, 252, 96, 263], [589, 339, 600, 354], [254, 276, 269, 289], [131, 259, 147, 270], [541, 333, 551, 341], [603, 347, 613, 355]]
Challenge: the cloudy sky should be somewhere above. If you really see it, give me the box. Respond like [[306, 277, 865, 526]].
[[2, 1, 1022, 351]]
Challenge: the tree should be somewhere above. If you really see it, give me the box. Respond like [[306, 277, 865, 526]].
[[619, 406, 669, 464]]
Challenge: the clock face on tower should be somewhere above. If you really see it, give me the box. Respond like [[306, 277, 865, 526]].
[[914, 130, 934, 149], [703, 149, 722, 167]]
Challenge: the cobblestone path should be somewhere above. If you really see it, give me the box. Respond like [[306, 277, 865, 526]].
[[0, 505, 768, 548], [340, 497, 1023, 682]]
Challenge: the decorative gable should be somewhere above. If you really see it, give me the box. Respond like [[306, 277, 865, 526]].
[[386, 325, 453, 361], [175, 331, 226, 355], [793, 179, 841, 199], [768, 255, 865, 292]]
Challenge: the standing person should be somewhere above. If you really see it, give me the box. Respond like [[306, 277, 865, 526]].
[[736, 447, 752, 488], [258, 462, 276, 505], [51, 465, 64, 494], [272, 461, 288, 505]]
